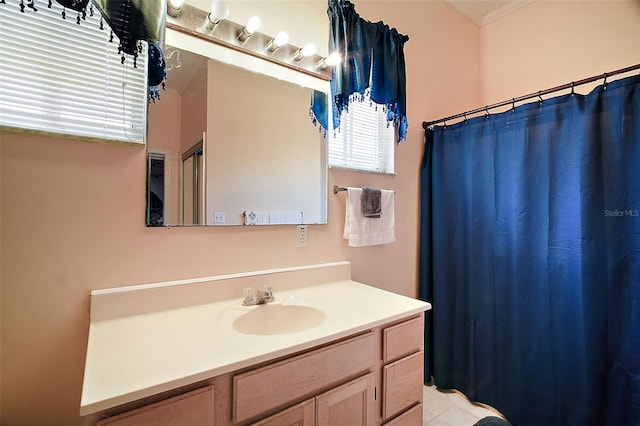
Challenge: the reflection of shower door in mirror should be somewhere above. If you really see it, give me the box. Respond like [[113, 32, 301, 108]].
[[146, 150, 169, 226], [181, 135, 205, 225]]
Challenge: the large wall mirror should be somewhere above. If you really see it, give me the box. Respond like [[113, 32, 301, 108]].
[[146, 1, 329, 226]]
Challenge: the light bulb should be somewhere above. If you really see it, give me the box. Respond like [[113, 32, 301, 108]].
[[325, 52, 341, 66], [245, 16, 261, 34], [274, 31, 289, 47], [301, 43, 316, 57], [316, 52, 341, 69], [266, 31, 289, 53], [167, 0, 185, 17], [293, 43, 316, 61], [209, 0, 229, 21], [201, 0, 229, 32], [237, 16, 261, 43]]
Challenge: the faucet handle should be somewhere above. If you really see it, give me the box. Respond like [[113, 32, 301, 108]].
[[243, 287, 257, 305], [262, 286, 275, 302]]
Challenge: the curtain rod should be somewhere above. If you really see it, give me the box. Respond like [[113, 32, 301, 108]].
[[422, 63, 640, 129]]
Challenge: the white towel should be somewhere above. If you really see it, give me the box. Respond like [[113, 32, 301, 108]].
[[343, 187, 395, 247]]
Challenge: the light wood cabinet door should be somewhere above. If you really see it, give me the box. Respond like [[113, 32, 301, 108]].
[[251, 399, 315, 426], [315, 373, 376, 426], [383, 351, 424, 420], [96, 385, 214, 426]]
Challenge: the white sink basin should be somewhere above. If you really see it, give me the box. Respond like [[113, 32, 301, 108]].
[[232, 305, 325, 335]]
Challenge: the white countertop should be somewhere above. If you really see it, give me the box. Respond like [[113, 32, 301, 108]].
[[80, 262, 431, 415]]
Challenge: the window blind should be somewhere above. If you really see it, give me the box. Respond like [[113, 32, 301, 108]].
[[0, 3, 147, 144], [328, 101, 395, 174]]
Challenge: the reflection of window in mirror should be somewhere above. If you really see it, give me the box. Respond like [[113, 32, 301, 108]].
[[146, 151, 168, 226], [328, 102, 395, 174]]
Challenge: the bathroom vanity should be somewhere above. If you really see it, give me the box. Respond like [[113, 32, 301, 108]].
[[80, 262, 431, 425]]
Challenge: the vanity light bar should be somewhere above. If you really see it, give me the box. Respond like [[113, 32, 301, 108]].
[[165, 0, 333, 81]]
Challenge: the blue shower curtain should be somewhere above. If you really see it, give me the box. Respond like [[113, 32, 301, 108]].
[[420, 74, 640, 426]]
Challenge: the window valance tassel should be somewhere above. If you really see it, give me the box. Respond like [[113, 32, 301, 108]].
[[75, 6, 87, 24], [147, 41, 166, 103], [308, 109, 328, 138]]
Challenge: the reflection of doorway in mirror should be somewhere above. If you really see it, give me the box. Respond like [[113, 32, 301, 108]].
[[181, 135, 205, 225], [146, 151, 169, 226]]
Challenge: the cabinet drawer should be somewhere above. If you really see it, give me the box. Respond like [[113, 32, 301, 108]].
[[382, 316, 423, 363], [96, 385, 214, 426], [382, 403, 422, 426], [383, 351, 424, 420], [234, 332, 375, 423]]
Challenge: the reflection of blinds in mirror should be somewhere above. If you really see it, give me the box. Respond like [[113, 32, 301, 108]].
[[0, 3, 147, 144]]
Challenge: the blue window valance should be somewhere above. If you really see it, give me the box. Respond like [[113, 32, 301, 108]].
[[312, 0, 409, 142]]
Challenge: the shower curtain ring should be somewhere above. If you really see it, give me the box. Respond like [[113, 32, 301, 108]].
[[463, 113, 468, 123], [538, 91, 543, 105], [511, 98, 516, 112], [484, 106, 490, 118], [603, 73, 608, 90]]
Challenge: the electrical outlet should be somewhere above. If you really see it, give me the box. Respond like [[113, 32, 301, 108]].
[[297, 225, 308, 247], [214, 212, 226, 224]]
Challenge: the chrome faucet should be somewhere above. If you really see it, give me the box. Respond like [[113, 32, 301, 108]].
[[243, 286, 275, 306]]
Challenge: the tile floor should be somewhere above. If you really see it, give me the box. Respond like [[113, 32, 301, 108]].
[[423, 384, 507, 425]]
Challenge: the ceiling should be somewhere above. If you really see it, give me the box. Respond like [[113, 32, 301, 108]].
[[446, 0, 534, 26]]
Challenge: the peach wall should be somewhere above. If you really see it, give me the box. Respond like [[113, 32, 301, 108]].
[[481, 0, 640, 104], [180, 64, 207, 152], [1, 2, 477, 424]]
